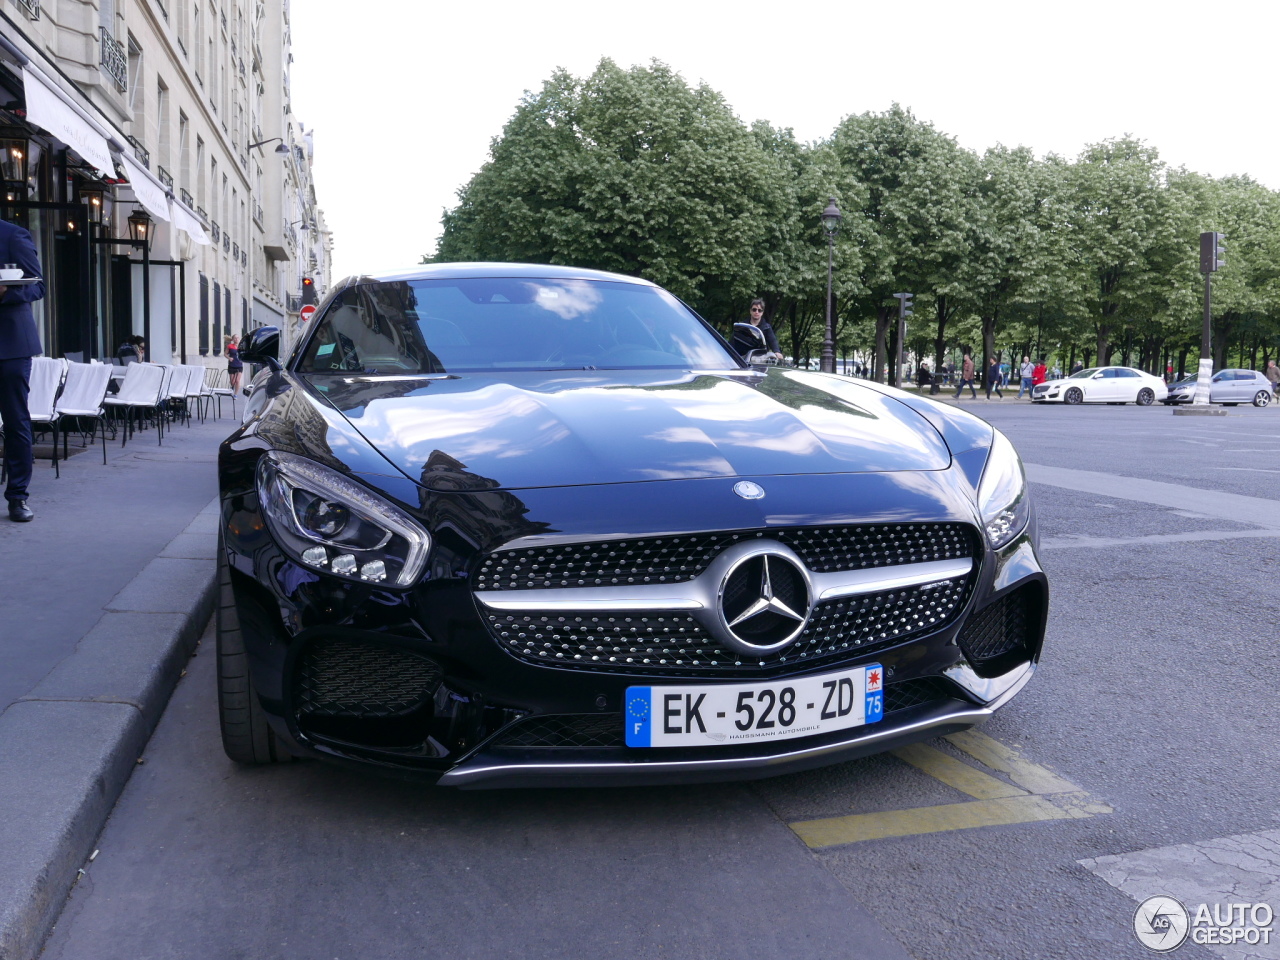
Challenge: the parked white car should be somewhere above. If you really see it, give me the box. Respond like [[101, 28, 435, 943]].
[[1031, 366, 1169, 405]]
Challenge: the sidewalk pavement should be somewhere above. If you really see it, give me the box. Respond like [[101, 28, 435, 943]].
[[0, 411, 233, 960]]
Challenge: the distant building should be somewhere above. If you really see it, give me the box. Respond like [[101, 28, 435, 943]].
[[0, 0, 331, 365]]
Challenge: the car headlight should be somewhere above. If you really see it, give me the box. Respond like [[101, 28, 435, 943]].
[[256, 451, 430, 587], [977, 429, 1030, 550]]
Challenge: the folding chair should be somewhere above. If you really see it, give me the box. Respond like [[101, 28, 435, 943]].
[[159, 364, 188, 426], [208, 367, 237, 420], [27, 357, 66, 477], [177, 366, 206, 424], [53, 361, 113, 466], [103, 362, 166, 447]]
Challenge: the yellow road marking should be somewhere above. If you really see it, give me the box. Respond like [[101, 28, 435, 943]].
[[944, 730, 1079, 795], [890, 743, 1027, 800], [787, 732, 1112, 849], [792, 794, 1080, 848]]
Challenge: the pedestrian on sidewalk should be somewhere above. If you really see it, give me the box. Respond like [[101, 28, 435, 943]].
[[226, 333, 244, 393], [1032, 358, 1047, 388], [986, 357, 1004, 399], [954, 354, 977, 399], [0, 216, 46, 523], [1267, 359, 1280, 400], [1016, 356, 1035, 399]]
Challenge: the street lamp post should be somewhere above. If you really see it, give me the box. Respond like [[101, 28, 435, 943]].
[[820, 198, 842, 373], [1175, 231, 1227, 417], [128, 208, 152, 356]]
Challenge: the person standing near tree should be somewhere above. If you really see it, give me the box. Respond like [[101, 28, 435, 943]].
[[0, 216, 46, 523], [954, 353, 977, 399], [986, 357, 1004, 400]]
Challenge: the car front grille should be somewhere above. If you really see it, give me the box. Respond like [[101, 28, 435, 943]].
[[484, 574, 972, 676], [956, 584, 1041, 664], [477, 523, 976, 592], [486, 677, 964, 749], [295, 639, 442, 718]]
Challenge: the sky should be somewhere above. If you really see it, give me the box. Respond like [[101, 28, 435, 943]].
[[290, 0, 1279, 282]]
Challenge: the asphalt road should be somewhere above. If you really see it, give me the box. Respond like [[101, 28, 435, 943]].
[[38, 400, 1280, 960]]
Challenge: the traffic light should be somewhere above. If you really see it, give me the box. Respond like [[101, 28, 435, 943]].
[[301, 275, 316, 305], [1199, 232, 1226, 274], [893, 292, 914, 318]]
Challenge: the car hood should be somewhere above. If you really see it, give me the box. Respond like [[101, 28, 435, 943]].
[[307, 368, 952, 491]]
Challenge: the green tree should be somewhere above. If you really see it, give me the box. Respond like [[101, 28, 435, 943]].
[[1065, 138, 1181, 365], [830, 105, 976, 383], [433, 60, 791, 319]]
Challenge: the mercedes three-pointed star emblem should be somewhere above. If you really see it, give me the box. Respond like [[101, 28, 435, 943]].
[[727, 555, 807, 629], [709, 542, 813, 656]]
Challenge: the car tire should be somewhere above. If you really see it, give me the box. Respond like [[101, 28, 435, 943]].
[[217, 533, 295, 765], [1255, 391, 1272, 407], [1136, 388, 1154, 405], [1064, 387, 1083, 405]]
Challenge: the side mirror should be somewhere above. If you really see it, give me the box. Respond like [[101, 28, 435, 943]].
[[240, 325, 281, 371], [730, 322, 769, 363], [1092, 373, 1104, 379]]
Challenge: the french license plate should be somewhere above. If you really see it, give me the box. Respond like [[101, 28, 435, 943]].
[[624, 664, 883, 748]]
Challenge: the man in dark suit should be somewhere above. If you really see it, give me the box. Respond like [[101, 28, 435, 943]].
[[0, 217, 46, 522]]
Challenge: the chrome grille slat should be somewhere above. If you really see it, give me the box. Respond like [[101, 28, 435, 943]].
[[477, 523, 981, 676], [484, 576, 972, 675], [477, 523, 976, 592]]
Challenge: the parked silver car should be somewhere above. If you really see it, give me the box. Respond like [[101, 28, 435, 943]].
[[1162, 369, 1273, 407]]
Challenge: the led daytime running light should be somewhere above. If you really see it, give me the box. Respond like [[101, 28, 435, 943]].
[[257, 452, 430, 587]]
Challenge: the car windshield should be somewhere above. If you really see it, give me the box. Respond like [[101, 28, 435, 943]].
[[296, 277, 735, 374], [1068, 367, 1099, 379]]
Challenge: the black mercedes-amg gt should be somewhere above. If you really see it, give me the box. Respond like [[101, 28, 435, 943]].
[[217, 263, 1046, 788]]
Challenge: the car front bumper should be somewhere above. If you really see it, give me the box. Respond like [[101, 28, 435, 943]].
[[219, 445, 1048, 786]]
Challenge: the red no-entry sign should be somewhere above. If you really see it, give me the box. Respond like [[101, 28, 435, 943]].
[[299, 304, 316, 324]]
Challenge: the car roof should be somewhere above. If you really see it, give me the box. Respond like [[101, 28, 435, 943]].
[[337, 262, 659, 287]]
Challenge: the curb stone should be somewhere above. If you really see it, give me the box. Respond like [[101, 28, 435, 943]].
[[0, 497, 219, 960]]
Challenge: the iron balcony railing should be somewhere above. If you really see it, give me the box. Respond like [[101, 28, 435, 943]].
[[100, 28, 128, 92], [180, 188, 194, 208], [157, 166, 173, 189], [287, 294, 303, 313], [126, 135, 150, 169], [15, 0, 40, 19], [210, 221, 221, 242], [223, 232, 231, 253], [252, 201, 263, 227]]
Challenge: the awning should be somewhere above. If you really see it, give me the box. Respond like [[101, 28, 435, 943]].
[[170, 200, 211, 246], [118, 152, 171, 223], [21, 66, 114, 178]]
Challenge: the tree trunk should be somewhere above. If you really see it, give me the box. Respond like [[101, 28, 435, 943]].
[[980, 313, 997, 377], [873, 306, 892, 384]]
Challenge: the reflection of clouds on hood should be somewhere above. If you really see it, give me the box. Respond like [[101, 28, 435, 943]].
[[530, 280, 603, 320]]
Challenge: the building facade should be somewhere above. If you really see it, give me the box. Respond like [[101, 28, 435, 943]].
[[0, 0, 330, 368]]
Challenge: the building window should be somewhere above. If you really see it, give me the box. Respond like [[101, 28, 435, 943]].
[[178, 111, 190, 188], [212, 279, 221, 354], [127, 35, 144, 112], [199, 273, 209, 356], [156, 79, 170, 170]]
